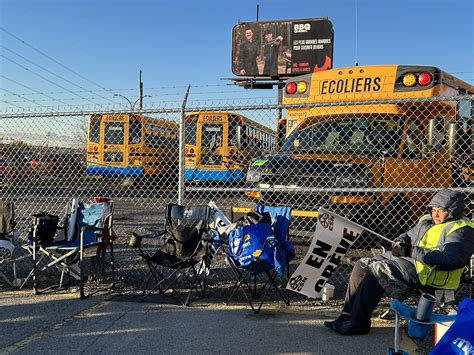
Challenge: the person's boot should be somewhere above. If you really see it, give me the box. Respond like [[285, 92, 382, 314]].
[[324, 314, 351, 330], [332, 319, 371, 335]]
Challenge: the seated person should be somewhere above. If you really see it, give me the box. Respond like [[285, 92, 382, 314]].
[[325, 188, 474, 335]]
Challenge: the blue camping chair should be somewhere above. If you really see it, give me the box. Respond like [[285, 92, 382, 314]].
[[0, 199, 19, 288], [224, 204, 295, 313], [21, 199, 116, 299]]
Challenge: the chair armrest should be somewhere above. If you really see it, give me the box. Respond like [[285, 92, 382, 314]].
[[81, 226, 104, 232]]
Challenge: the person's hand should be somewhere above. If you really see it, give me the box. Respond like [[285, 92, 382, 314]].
[[276, 36, 283, 42], [391, 240, 412, 257], [239, 69, 246, 75]]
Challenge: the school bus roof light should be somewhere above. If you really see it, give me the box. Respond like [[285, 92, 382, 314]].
[[402, 73, 417, 87], [297, 81, 308, 94], [418, 72, 433, 86], [286, 82, 298, 95]]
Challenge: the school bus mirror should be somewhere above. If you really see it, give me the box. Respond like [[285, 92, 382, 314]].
[[428, 118, 435, 148], [447, 122, 458, 156], [236, 125, 242, 149], [428, 117, 445, 151]]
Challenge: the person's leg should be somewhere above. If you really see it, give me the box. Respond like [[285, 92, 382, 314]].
[[342, 259, 369, 315], [332, 270, 385, 335], [324, 260, 369, 328], [348, 271, 385, 326]]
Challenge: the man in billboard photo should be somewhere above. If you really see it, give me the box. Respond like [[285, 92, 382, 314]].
[[237, 28, 258, 76], [262, 29, 283, 76]]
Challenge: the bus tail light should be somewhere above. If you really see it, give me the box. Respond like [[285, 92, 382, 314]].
[[186, 114, 198, 122], [286, 82, 297, 95], [297, 81, 308, 94], [93, 146, 98, 152], [395, 66, 439, 91], [286, 80, 308, 95], [418, 72, 433, 86], [402, 73, 417, 87], [229, 149, 235, 155]]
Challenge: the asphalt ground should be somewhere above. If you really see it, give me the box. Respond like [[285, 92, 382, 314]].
[[0, 289, 426, 355]]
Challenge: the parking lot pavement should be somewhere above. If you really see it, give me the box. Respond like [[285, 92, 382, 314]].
[[0, 290, 409, 354]]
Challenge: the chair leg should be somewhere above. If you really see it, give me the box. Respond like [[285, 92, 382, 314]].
[[80, 238, 86, 300], [110, 242, 115, 288], [225, 266, 256, 312], [32, 242, 38, 295], [142, 267, 183, 301]]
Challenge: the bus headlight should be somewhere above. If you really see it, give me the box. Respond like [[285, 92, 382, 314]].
[[246, 169, 262, 183]]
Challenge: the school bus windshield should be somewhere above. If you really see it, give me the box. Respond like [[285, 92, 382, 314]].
[[280, 115, 403, 155]]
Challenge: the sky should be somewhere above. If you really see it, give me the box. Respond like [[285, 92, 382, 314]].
[[0, 0, 473, 111]]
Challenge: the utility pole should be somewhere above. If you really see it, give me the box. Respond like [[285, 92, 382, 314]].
[[139, 70, 143, 112]]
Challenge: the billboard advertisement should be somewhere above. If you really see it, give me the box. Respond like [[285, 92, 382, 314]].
[[231, 18, 333, 77]]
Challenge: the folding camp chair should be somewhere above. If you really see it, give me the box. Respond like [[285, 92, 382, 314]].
[[0, 199, 19, 288], [129, 204, 215, 305], [224, 204, 295, 314], [21, 198, 116, 299]]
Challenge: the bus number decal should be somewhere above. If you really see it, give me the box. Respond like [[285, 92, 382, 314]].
[[320, 77, 381, 95]]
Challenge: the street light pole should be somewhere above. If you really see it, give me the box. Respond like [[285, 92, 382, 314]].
[[114, 94, 151, 112]]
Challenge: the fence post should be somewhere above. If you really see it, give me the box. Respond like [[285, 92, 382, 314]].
[[178, 85, 191, 205]]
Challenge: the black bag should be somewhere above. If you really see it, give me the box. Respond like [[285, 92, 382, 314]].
[[28, 212, 59, 245], [236, 211, 272, 227]]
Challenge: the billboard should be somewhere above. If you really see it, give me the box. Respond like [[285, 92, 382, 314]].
[[231, 18, 333, 77]]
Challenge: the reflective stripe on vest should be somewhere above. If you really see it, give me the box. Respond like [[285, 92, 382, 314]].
[[415, 216, 474, 290]]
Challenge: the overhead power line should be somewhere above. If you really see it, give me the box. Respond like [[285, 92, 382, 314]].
[[1, 45, 116, 103], [1, 54, 100, 105], [0, 74, 71, 106], [0, 26, 113, 92], [0, 87, 47, 107]]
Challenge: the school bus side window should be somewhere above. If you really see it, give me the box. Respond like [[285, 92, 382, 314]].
[[89, 120, 100, 143], [185, 119, 196, 145], [229, 120, 238, 146], [129, 120, 142, 144], [405, 121, 428, 157]]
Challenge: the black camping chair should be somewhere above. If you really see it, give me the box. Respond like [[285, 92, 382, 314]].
[[21, 199, 116, 299], [223, 204, 295, 314], [130, 204, 214, 305], [0, 199, 18, 288]]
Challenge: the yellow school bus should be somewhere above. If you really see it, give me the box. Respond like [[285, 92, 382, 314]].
[[86, 113, 178, 179], [246, 64, 473, 236], [184, 112, 276, 182]]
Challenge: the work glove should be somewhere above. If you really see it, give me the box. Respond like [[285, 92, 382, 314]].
[[391, 240, 412, 257]]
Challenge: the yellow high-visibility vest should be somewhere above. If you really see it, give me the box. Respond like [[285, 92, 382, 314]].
[[415, 215, 474, 290]]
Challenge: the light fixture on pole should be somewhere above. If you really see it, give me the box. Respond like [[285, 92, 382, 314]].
[[114, 94, 151, 112]]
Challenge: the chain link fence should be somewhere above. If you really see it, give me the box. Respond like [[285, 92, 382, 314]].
[[1, 94, 472, 299]]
